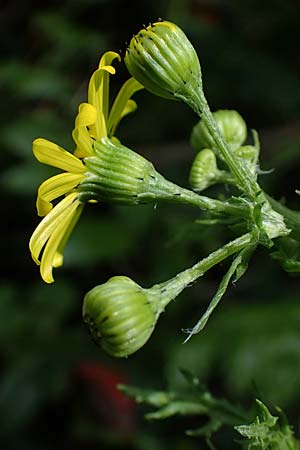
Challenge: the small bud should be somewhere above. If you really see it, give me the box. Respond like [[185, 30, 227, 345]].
[[236, 145, 259, 176], [191, 110, 247, 155], [235, 129, 260, 173], [189, 149, 219, 191], [236, 145, 258, 161], [125, 21, 202, 108], [83, 276, 161, 357]]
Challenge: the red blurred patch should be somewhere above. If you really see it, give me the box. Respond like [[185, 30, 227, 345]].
[[75, 362, 136, 434]]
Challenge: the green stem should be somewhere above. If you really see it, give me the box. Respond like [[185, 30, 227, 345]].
[[146, 172, 250, 218], [179, 87, 260, 200], [196, 91, 260, 199], [148, 232, 253, 311]]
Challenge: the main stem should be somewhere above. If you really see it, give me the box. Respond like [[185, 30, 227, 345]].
[[187, 88, 261, 200], [148, 232, 253, 311]]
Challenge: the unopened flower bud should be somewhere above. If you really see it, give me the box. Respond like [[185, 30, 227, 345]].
[[189, 148, 234, 191], [189, 149, 218, 191], [83, 264, 197, 357], [125, 21, 202, 109], [236, 145, 259, 175], [83, 276, 161, 357], [191, 110, 247, 156]]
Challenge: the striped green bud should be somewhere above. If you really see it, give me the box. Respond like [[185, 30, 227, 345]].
[[83, 273, 186, 358], [191, 110, 247, 156], [189, 149, 218, 191], [125, 21, 202, 110], [83, 276, 161, 357], [82, 262, 198, 357], [189, 148, 234, 191]]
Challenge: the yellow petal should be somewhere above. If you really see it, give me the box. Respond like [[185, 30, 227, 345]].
[[99, 65, 116, 75], [73, 127, 94, 158], [88, 69, 108, 139], [120, 99, 138, 119], [74, 103, 97, 128], [52, 202, 83, 268], [98, 51, 120, 69], [36, 172, 85, 216], [40, 196, 82, 283], [73, 103, 97, 158], [29, 192, 78, 266], [88, 52, 121, 139], [108, 77, 143, 136], [33, 138, 85, 173]]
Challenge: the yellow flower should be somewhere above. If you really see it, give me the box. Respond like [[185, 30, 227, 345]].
[[29, 51, 143, 283]]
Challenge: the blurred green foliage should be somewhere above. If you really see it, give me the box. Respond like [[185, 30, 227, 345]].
[[1, 0, 300, 449]]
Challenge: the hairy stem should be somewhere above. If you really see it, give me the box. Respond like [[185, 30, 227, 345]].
[[148, 232, 253, 311]]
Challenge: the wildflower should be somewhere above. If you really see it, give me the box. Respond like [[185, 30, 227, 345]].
[[29, 52, 143, 283], [83, 276, 159, 358], [83, 270, 193, 357], [125, 20, 202, 110]]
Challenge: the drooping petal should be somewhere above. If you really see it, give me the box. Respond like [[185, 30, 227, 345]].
[[73, 103, 97, 158], [108, 77, 143, 136], [98, 51, 121, 69], [33, 138, 85, 173], [74, 102, 97, 128], [36, 172, 85, 216], [73, 127, 94, 158], [52, 202, 83, 268], [29, 192, 79, 266], [88, 52, 121, 139], [40, 196, 83, 283]]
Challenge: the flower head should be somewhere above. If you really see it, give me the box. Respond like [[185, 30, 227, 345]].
[[83, 268, 195, 357], [30, 52, 143, 283], [83, 276, 159, 358], [125, 20, 202, 108]]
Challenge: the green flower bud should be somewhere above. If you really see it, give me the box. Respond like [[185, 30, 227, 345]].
[[83, 262, 198, 357], [191, 110, 247, 155], [236, 145, 259, 175], [236, 145, 257, 161], [125, 21, 202, 109], [83, 276, 162, 358], [189, 149, 218, 191], [82, 231, 254, 357]]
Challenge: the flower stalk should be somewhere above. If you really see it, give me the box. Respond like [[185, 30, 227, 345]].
[[190, 89, 261, 200], [78, 137, 250, 218], [83, 232, 253, 357], [147, 231, 253, 312]]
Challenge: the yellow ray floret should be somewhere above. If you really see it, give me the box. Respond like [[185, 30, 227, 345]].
[[30, 51, 143, 283], [29, 192, 83, 283]]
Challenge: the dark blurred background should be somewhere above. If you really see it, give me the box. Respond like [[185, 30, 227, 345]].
[[1, 0, 300, 449]]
